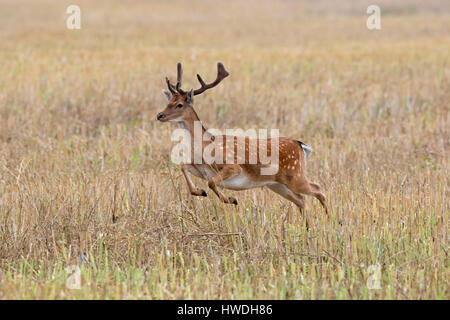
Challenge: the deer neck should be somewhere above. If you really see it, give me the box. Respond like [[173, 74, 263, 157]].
[[177, 109, 210, 163], [178, 108, 207, 141]]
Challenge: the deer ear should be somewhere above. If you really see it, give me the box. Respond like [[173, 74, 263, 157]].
[[162, 89, 172, 100], [186, 89, 194, 104]]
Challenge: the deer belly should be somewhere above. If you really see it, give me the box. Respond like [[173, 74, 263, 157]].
[[220, 174, 269, 191], [192, 165, 217, 180]]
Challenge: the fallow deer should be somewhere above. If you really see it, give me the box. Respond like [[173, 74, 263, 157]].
[[157, 62, 328, 227]]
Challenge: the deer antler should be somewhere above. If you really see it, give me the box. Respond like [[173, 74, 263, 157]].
[[166, 77, 177, 94], [175, 62, 186, 94], [166, 62, 185, 94], [194, 62, 229, 96], [166, 62, 228, 96]]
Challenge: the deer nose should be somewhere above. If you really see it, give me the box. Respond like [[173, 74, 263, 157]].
[[156, 112, 165, 121]]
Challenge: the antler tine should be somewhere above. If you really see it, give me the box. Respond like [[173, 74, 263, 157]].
[[176, 62, 183, 87], [165, 62, 186, 95], [166, 77, 177, 94], [193, 62, 229, 96], [175, 62, 186, 94]]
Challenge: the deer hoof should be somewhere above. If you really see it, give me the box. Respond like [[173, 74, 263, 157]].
[[229, 197, 238, 205], [201, 190, 207, 197]]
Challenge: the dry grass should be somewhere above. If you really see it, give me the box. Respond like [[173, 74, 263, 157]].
[[0, 0, 448, 299]]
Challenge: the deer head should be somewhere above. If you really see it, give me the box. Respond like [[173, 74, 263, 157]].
[[156, 62, 229, 122]]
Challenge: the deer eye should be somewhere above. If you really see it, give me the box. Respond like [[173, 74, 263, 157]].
[[176, 103, 183, 108]]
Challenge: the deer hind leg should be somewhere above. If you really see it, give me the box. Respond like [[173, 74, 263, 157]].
[[181, 163, 207, 197], [207, 165, 240, 205], [289, 180, 328, 215], [268, 183, 310, 229], [307, 182, 328, 215]]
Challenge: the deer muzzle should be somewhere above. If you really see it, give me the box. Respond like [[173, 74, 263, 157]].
[[156, 112, 165, 121]]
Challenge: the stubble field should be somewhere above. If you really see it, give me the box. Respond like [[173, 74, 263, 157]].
[[0, 0, 448, 299]]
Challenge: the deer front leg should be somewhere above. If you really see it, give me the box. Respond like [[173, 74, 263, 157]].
[[207, 165, 240, 205], [181, 163, 207, 197]]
